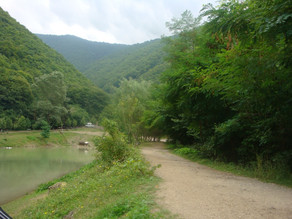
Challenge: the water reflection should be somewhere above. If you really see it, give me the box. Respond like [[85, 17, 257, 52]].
[[0, 146, 94, 204]]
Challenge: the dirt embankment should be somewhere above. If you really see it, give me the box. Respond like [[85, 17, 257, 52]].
[[142, 143, 292, 219]]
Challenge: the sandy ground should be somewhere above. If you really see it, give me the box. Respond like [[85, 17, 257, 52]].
[[142, 143, 292, 219]]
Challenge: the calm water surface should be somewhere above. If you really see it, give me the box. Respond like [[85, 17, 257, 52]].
[[0, 146, 94, 204]]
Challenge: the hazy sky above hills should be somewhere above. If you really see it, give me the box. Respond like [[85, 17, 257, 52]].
[[0, 0, 218, 45]]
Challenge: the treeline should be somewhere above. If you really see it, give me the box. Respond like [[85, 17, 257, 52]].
[[0, 8, 108, 130], [101, 0, 292, 171], [100, 79, 163, 144]]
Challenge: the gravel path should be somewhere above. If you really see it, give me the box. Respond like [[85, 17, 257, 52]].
[[142, 143, 292, 219]]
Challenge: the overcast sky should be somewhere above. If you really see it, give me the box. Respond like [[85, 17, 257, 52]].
[[0, 0, 218, 45]]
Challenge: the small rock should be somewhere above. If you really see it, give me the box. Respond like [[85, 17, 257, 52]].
[[63, 210, 75, 219], [48, 182, 67, 192]]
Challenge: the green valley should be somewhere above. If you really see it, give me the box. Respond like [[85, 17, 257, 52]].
[[1, 0, 292, 218], [37, 35, 168, 92]]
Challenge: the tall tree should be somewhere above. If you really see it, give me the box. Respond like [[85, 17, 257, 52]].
[[101, 79, 152, 144], [200, 0, 292, 162], [160, 10, 232, 145], [32, 71, 67, 127]]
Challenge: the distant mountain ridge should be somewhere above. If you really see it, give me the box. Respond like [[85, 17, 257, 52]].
[[37, 34, 168, 91], [36, 34, 127, 72], [84, 39, 168, 91]]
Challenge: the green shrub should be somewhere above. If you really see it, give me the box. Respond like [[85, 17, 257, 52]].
[[26, 136, 36, 141], [14, 116, 30, 130], [174, 147, 198, 158], [94, 119, 130, 165], [0, 117, 13, 130], [40, 120, 50, 138]]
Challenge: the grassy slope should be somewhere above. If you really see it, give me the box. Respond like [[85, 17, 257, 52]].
[[2, 132, 172, 218], [4, 161, 169, 219]]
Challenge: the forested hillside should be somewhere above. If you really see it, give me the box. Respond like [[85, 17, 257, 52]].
[[0, 7, 108, 130], [100, 0, 292, 176], [37, 34, 127, 72], [37, 34, 168, 92], [84, 39, 168, 91]]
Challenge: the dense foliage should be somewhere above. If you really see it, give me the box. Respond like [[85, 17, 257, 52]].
[[100, 79, 163, 144], [154, 0, 292, 170], [94, 119, 130, 165], [0, 8, 108, 130]]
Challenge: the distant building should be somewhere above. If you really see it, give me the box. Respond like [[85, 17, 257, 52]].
[[85, 122, 94, 128]]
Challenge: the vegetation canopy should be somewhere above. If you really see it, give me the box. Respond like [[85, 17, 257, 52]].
[[0, 7, 108, 130], [150, 0, 292, 175]]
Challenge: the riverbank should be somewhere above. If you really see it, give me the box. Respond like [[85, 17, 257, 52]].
[[3, 144, 171, 218], [0, 127, 104, 148], [0, 128, 104, 205]]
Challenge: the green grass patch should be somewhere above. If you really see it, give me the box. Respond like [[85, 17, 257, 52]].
[[0, 131, 69, 147], [3, 148, 172, 219], [0, 130, 98, 148], [171, 145, 292, 188]]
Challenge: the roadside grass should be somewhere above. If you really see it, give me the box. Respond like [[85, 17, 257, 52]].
[[170, 145, 292, 188], [3, 148, 173, 219]]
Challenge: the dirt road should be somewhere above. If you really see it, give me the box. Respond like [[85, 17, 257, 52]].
[[142, 143, 292, 219]]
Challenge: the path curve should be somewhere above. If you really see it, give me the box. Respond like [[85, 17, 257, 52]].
[[142, 143, 292, 219]]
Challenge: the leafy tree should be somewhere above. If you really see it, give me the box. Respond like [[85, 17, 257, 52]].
[[200, 0, 292, 163], [31, 71, 68, 128], [69, 105, 90, 126], [101, 79, 153, 143], [67, 86, 108, 118], [0, 73, 33, 116], [0, 118, 5, 130], [94, 119, 130, 165], [0, 117, 13, 130], [65, 117, 72, 128], [40, 120, 50, 139], [5, 117, 13, 130], [33, 71, 67, 106], [14, 116, 30, 130], [155, 0, 292, 169], [159, 10, 232, 145]]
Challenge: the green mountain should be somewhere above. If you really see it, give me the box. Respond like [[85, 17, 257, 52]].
[[84, 39, 169, 91], [37, 34, 127, 72], [36, 35, 168, 92], [0, 7, 108, 129]]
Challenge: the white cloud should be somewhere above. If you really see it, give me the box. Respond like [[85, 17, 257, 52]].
[[0, 0, 219, 44]]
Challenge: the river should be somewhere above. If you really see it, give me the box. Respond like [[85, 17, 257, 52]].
[[0, 146, 94, 204]]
